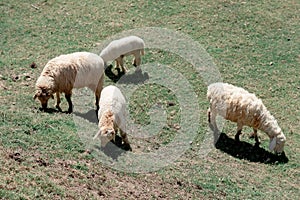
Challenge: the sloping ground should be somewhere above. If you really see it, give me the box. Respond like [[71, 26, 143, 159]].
[[0, 0, 299, 199]]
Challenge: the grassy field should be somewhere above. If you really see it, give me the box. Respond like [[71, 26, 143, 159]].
[[1, 0, 299, 199]]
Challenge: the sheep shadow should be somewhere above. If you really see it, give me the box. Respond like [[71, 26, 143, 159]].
[[215, 132, 289, 164], [105, 64, 149, 84], [93, 135, 132, 160], [38, 107, 60, 114], [73, 109, 98, 124], [39, 107, 80, 115], [73, 109, 132, 160], [105, 64, 125, 83]]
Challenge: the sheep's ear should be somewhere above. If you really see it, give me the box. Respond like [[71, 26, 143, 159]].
[[269, 137, 277, 151], [46, 90, 54, 99], [33, 91, 40, 100], [93, 130, 101, 140]]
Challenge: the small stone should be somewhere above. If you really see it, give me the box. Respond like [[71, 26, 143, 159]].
[[11, 75, 19, 81], [167, 101, 175, 107], [170, 110, 176, 116], [0, 82, 7, 90], [30, 62, 37, 68], [85, 149, 91, 154], [173, 124, 181, 130], [23, 73, 31, 81]]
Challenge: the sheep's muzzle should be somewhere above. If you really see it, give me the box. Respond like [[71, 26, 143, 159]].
[[100, 129, 116, 147], [41, 102, 48, 109], [34, 89, 54, 111]]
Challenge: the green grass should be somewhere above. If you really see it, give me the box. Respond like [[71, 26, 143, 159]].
[[1, 0, 299, 199]]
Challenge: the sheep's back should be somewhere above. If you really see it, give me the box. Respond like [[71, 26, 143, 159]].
[[42, 52, 104, 92], [208, 82, 266, 128], [98, 86, 126, 116], [71, 52, 104, 89], [98, 86, 127, 130], [100, 36, 144, 62]]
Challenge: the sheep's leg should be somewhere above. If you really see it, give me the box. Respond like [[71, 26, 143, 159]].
[[208, 108, 221, 145], [235, 130, 242, 141], [119, 57, 126, 72], [55, 93, 62, 112], [65, 93, 73, 113], [120, 129, 129, 145], [133, 54, 142, 72], [235, 123, 243, 142], [208, 108, 219, 133], [95, 75, 104, 112], [115, 57, 121, 73], [208, 108, 211, 123], [120, 129, 131, 151], [133, 54, 141, 67], [119, 55, 128, 73], [251, 128, 260, 146]]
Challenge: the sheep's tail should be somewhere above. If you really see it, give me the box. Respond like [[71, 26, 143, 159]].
[[103, 62, 108, 69], [93, 130, 101, 140]]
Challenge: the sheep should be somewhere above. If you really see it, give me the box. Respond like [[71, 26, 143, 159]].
[[93, 85, 130, 148], [34, 52, 105, 113], [100, 36, 145, 73], [207, 82, 286, 154]]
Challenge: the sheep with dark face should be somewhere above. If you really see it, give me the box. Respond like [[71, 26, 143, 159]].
[[100, 36, 145, 73], [34, 52, 104, 113], [207, 82, 286, 154], [93, 85, 129, 147]]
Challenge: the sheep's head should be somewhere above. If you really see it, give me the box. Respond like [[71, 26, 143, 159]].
[[33, 88, 54, 109], [269, 132, 286, 154], [93, 127, 116, 147], [100, 127, 116, 147], [93, 110, 116, 147]]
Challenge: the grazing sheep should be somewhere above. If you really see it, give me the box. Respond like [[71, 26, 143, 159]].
[[100, 36, 145, 73], [34, 52, 105, 113], [207, 82, 286, 153], [93, 85, 130, 147]]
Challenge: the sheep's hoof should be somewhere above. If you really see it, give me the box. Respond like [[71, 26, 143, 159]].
[[116, 67, 121, 73], [249, 134, 257, 139], [135, 67, 142, 73], [123, 143, 132, 151], [66, 109, 73, 114], [234, 135, 240, 142], [55, 105, 62, 112]]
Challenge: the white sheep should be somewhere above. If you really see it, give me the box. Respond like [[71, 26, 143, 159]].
[[34, 52, 105, 113], [207, 82, 286, 153], [100, 36, 145, 73], [93, 85, 130, 147]]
